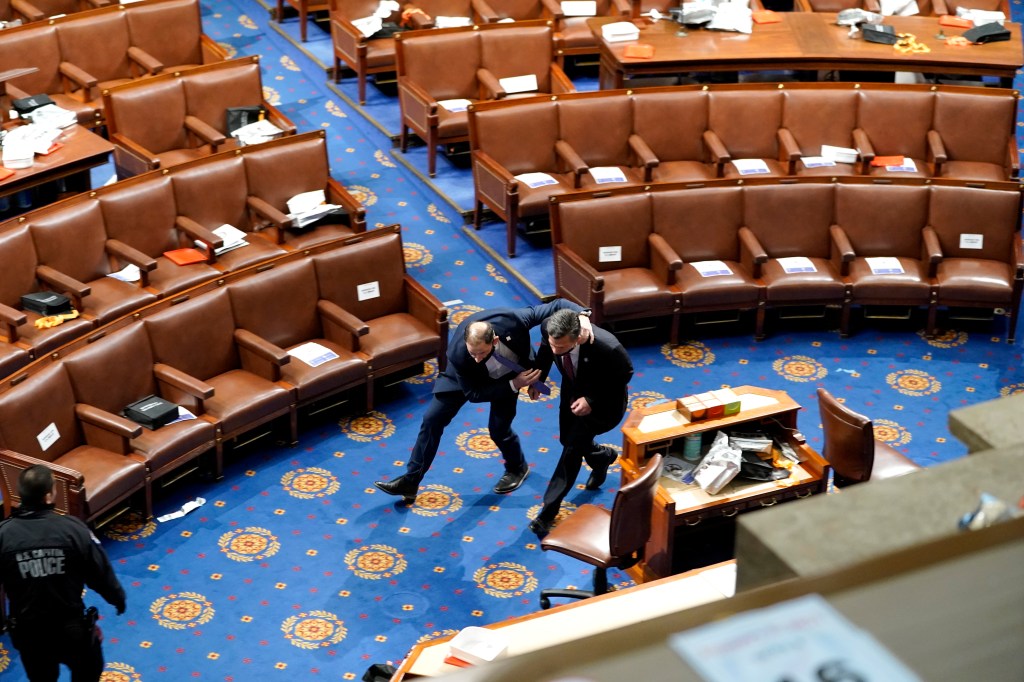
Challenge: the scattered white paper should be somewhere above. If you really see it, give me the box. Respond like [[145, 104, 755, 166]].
[[352, 15, 383, 37], [287, 189, 327, 214], [357, 281, 381, 301], [498, 74, 538, 95], [167, 406, 197, 425], [880, 0, 918, 15], [801, 156, 836, 168], [437, 99, 472, 113], [959, 233, 984, 249], [598, 246, 623, 262], [106, 263, 142, 283], [434, 15, 472, 27], [957, 7, 1004, 24], [731, 159, 770, 175], [821, 145, 858, 164], [589, 166, 627, 184], [230, 119, 283, 146], [36, 423, 59, 452], [514, 172, 557, 189], [562, 0, 597, 15], [197, 224, 249, 256], [156, 497, 207, 523], [885, 157, 917, 172], [692, 260, 733, 277], [25, 104, 76, 129], [778, 256, 817, 274], [288, 342, 340, 367], [866, 256, 904, 275], [705, 1, 753, 34]]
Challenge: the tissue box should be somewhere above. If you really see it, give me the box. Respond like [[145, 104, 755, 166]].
[[711, 388, 741, 416], [602, 20, 640, 42], [679, 395, 706, 421], [449, 627, 508, 666]]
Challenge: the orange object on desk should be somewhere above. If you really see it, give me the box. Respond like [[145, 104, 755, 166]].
[[624, 43, 655, 59], [870, 155, 905, 167], [443, 656, 474, 668], [164, 248, 208, 265], [938, 14, 972, 28], [38, 142, 64, 156], [752, 10, 781, 24], [0, 167, 14, 181]]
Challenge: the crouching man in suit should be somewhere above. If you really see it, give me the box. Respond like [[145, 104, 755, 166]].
[[528, 309, 633, 536]]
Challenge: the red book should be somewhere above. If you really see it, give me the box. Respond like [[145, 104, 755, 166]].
[[870, 155, 905, 167], [164, 248, 208, 265]]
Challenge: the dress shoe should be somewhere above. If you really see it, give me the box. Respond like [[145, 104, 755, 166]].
[[529, 517, 553, 537], [493, 467, 529, 494], [374, 476, 418, 503], [585, 447, 618, 490]]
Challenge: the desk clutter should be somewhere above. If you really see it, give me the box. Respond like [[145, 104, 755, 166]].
[[664, 428, 797, 495]]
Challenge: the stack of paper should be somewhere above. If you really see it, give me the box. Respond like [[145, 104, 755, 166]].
[[288, 342, 339, 367], [25, 104, 77, 129], [286, 189, 344, 228], [2, 123, 62, 169], [437, 99, 472, 113], [230, 119, 284, 146], [589, 166, 627, 183], [434, 15, 472, 27], [197, 224, 249, 256], [731, 159, 770, 175]]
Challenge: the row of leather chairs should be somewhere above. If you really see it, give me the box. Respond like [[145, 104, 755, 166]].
[[795, 0, 1007, 16], [0, 132, 366, 380], [0, 226, 449, 525], [104, 56, 296, 179], [0, 0, 226, 127], [396, 21, 575, 176], [549, 177, 1023, 342], [0, 0, 108, 25], [468, 83, 1020, 256]]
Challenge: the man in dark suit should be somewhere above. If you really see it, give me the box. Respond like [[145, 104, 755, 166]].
[[374, 301, 591, 503], [528, 309, 633, 536]]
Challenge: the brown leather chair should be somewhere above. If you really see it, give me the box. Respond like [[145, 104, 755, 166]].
[[926, 184, 1024, 343], [124, 0, 216, 71], [930, 89, 1018, 183], [740, 183, 847, 340], [630, 89, 715, 184], [854, 90, 935, 179], [816, 388, 920, 488], [143, 288, 298, 448], [832, 183, 938, 337], [0, 363, 151, 523], [555, 0, 631, 67], [227, 259, 371, 410], [552, 191, 680, 342], [27, 200, 159, 326], [705, 90, 789, 179], [8, 0, 108, 23], [538, 453, 663, 608], [794, 0, 880, 11], [329, 0, 402, 104], [63, 322, 221, 481], [473, 0, 561, 21], [779, 88, 860, 177], [556, 95, 654, 190]]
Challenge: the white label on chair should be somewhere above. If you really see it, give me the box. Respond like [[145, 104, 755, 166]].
[[801, 156, 835, 169], [437, 99, 472, 113], [692, 260, 733, 277], [498, 74, 538, 95], [959, 233, 984, 249], [598, 246, 623, 262], [820, 145, 858, 163], [513, 172, 557, 189], [37, 422, 59, 452], [434, 15, 473, 27], [289, 342, 340, 367], [777, 256, 817, 274], [589, 166, 627, 184], [562, 0, 597, 15], [731, 159, 771, 175], [885, 157, 917, 172], [357, 281, 381, 301], [866, 257, 904, 275]]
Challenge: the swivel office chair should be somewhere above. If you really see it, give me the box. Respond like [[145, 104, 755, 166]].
[[539, 453, 663, 609], [817, 388, 921, 488]]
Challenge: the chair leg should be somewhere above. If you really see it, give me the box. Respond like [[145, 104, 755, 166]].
[[332, 56, 341, 84], [473, 198, 483, 230], [506, 204, 519, 258], [539, 588, 593, 610], [669, 309, 680, 346], [299, 8, 308, 41], [358, 68, 367, 104], [399, 124, 409, 153], [839, 299, 852, 338], [755, 302, 766, 341], [427, 131, 437, 177]]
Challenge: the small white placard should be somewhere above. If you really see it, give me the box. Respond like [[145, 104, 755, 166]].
[[777, 256, 817, 274], [37, 422, 59, 452], [959, 233, 984, 249], [801, 156, 836, 169], [598, 246, 623, 262], [437, 99, 472, 113], [357, 280, 381, 301], [866, 257, 905, 275], [820, 145, 858, 164], [434, 15, 472, 27], [107, 264, 142, 282], [498, 74, 538, 94], [589, 166, 627, 184], [287, 189, 327, 215], [731, 159, 771, 175], [289, 342, 340, 367], [601, 20, 639, 41], [692, 260, 733, 277], [513, 172, 557, 189], [885, 157, 917, 172], [167, 406, 197, 425], [562, 0, 597, 15]]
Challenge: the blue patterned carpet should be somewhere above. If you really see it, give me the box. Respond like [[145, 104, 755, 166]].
[[1, 1, 1023, 680]]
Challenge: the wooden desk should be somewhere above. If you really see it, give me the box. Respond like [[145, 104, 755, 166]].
[[620, 386, 830, 582], [590, 14, 1024, 89], [0, 124, 113, 201]]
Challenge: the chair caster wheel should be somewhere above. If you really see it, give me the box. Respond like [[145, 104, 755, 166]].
[[539, 596, 551, 610]]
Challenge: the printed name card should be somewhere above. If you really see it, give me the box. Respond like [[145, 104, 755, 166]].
[[959, 233, 984, 249], [866, 257, 905, 275], [886, 157, 917, 172], [289, 342, 340, 368], [692, 260, 733, 277], [498, 74, 538, 94], [777, 256, 817, 274], [437, 99, 472, 113], [801, 156, 836, 169], [357, 281, 381, 301], [731, 159, 771, 175], [820, 145, 858, 164], [513, 172, 557, 189], [589, 166, 627, 184], [598, 246, 623, 262], [37, 422, 59, 451], [561, 0, 596, 15]]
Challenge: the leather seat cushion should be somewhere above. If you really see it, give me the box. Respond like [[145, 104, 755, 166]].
[[0, 342, 30, 379], [435, 107, 470, 140], [576, 167, 645, 191], [208, 233, 288, 273], [361, 313, 439, 370], [650, 161, 715, 183], [721, 159, 788, 179], [57, 446, 147, 516], [865, 157, 930, 179], [365, 38, 396, 69], [148, 257, 221, 297], [677, 263, 760, 308], [282, 339, 367, 403], [601, 269, 677, 317], [205, 369, 293, 435], [540, 504, 615, 568], [795, 161, 858, 177], [282, 223, 358, 251], [132, 418, 218, 475], [848, 258, 931, 302], [935, 161, 1008, 183], [936, 258, 1013, 304], [873, 441, 920, 480], [516, 174, 577, 217], [85, 278, 158, 324], [17, 314, 94, 355], [762, 258, 845, 303], [157, 148, 213, 169], [558, 20, 598, 49]]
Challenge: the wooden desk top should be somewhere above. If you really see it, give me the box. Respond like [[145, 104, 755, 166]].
[[591, 14, 1023, 77], [1, 124, 113, 195]]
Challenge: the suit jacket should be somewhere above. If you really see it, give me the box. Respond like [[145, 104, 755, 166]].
[[434, 299, 582, 402], [537, 325, 633, 426]]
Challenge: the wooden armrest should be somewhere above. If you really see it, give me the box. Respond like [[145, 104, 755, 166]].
[[10, 0, 45, 22], [649, 233, 682, 285], [829, 224, 855, 276], [153, 363, 215, 400], [59, 62, 97, 90], [247, 195, 293, 244], [317, 299, 369, 337], [477, 68, 506, 100], [35, 265, 91, 305], [111, 132, 161, 172], [264, 102, 297, 135], [184, 116, 226, 147], [471, 0, 499, 22], [106, 239, 158, 273], [610, 0, 631, 14], [326, 179, 367, 230], [75, 403, 142, 440], [777, 128, 801, 174], [234, 328, 290, 365], [931, 0, 948, 13], [555, 140, 588, 188], [554, 243, 604, 299], [1012, 233, 1023, 279], [174, 215, 224, 253], [0, 301, 27, 343], [404, 275, 448, 328], [702, 130, 730, 177], [738, 226, 767, 278], [922, 226, 943, 278], [852, 128, 875, 173], [629, 134, 659, 182], [926, 130, 947, 172], [408, 11, 434, 28], [127, 46, 164, 75], [1006, 139, 1019, 179]]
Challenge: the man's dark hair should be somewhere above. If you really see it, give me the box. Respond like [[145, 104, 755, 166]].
[[18, 464, 54, 507], [465, 321, 496, 345], [545, 309, 581, 340]]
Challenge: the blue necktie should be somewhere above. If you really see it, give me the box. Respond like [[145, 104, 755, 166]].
[[491, 350, 551, 395]]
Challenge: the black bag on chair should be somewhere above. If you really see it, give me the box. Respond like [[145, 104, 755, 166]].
[[226, 106, 266, 134]]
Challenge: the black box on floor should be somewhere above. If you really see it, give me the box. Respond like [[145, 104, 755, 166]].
[[21, 291, 71, 315], [124, 395, 179, 430]]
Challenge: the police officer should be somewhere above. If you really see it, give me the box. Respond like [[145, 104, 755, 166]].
[[0, 464, 127, 682]]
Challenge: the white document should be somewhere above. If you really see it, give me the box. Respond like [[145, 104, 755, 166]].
[[820, 145, 858, 164], [866, 256, 904, 275], [498, 74, 538, 94], [731, 159, 770, 175], [288, 189, 327, 214], [107, 264, 142, 283], [197, 224, 248, 256], [514, 172, 557, 189], [434, 15, 472, 27], [36, 423, 60, 452], [705, 2, 753, 34], [598, 246, 623, 262], [601, 20, 640, 42], [562, 0, 597, 15], [352, 15, 383, 37], [880, 0, 918, 15], [801, 156, 836, 168], [167, 406, 197, 425], [25, 104, 77, 129], [589, 166, 627, 184], [692, 260, 733, 277], [230, 119, 283, 146], [957, 7, 1005, 24], [959, 233, 984, 249], [288, 342, 340, 367], [437, 98, 472, 113], [357, 280, 381, 301], [156, 497, 207, 523], [670, 594, 923, 682], [777, 256, 817, 274], [885, 157, 917, 172]]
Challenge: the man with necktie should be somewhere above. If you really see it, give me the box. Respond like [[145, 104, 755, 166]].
[[528, 309, 633, 536], [374, 300, 592, 503]]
